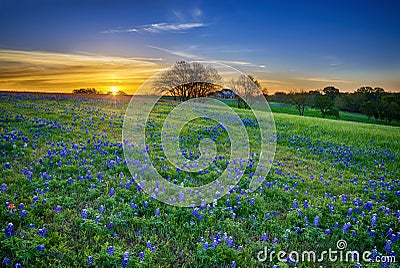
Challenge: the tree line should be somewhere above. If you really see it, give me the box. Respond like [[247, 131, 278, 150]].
[[269, 86, 400, 123], [72, 88, 127, 95]]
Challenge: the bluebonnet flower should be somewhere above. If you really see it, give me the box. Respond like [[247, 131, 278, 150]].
[[347, 208, 353, 216], [146, 241, 152, 248], [21, 210, 28, 218], [138, 252, 144, 259], [273, 237, 278, 243], [36, 244, 45, 251], [87, 256, 94, 265], [363, 201, 373, 210], [99, 205, 104, 213], [304, 200, 309, 209], [14, 263, 22, 268], [204, 242, 209, 250], [123, 251, 130, 259], [155, 208, 160, 216], [314, 216, 320, 227], [144, 201, 149, 207], [325, 229, 331, 235], [384, 240, 391, 253], [334, 222, 339, 229], [262, 233, 268, 241], [342, 222, 351, 233], [1, 183, 7, 192], [107, 246, 114, 255], [95, 216, 100, 223], [121, 258, 129, 268], [237, 245, 243, 250], [227, 236, 234, 248], [151, 246, 156, 252], [369, 230, 375, 237], [293, 199, 299, 209], [82, 209, 88, 219], [249, 198, 255, 206], [3, 257, 11, 265], [371, 213, 377, 227], [5, 223, 14, 238], [37, 227, 47, 237], [18, 203, 24, 209], [386, 228, 393, 236], [231, 261, 236, 267], [55, 205, 62, 213]]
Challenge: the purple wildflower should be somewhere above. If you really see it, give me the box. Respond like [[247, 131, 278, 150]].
[[314, 216, 320, 227], [107, 246, 114, 255], [5, 223, 14, 238], [138, 252, 144, 259], [342, 222, 351, 233], [87, 256, 94, 265], [3, 257, 11, 265], [81, 209, 88, 219]]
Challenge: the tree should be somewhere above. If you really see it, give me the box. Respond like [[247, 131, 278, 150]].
[[230, 74, 262, 108], [313, 94, 338, 118], [323, 86, 340, 100], [288, 90, 309, 116], [73, 88, 101, 94], [153, 61, 221, 101]]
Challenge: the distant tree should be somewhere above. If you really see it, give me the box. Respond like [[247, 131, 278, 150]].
[[313, 94, 338, 118], [382, 95, 400, 123], [270, 92, 288, 103], [106, 90, 127, 95], [73, 88, 101, 94], [288, 90, 309, 116], [360, 101, 375, 119], [230, 74, 262, 108], [323, 86, 340, 100], [153, 61, 221, 101]]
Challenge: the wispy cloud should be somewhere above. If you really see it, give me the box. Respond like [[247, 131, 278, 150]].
[[296, 77, 349, 83], [0, 49, 164, 92], [147, 45, 263, 68], [102, 22, 205, 34]]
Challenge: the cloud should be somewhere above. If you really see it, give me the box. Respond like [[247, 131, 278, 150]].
[[147, 45, 262, 68], [296, 77, 349, 83], [102, 22, 205, 34], [0, 49, 164, 93]]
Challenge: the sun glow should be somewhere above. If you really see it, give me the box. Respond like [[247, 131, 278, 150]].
[[110, 86, 119, 95]]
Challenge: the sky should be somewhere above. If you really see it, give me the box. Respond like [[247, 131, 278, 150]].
[[0, 0, 399, 94]]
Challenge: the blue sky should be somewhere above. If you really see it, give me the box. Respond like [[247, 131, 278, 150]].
[[0, 0, 399, 93]]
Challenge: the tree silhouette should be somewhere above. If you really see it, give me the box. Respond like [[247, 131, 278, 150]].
[[153, 61, 221, 101]]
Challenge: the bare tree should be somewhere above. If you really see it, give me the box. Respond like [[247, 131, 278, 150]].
[[153, 61, 221, 101], [230, 74, 262, 108]]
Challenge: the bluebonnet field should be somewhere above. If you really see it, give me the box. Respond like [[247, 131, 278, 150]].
[[0, 92, 399, 267]]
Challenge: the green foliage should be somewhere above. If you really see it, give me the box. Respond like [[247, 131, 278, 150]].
[[0, 93, 399, 267]]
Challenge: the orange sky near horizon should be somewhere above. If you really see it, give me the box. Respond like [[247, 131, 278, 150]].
[[1, 49, 399, 95]]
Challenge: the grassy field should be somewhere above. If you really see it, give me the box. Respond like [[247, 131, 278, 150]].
[[216, 98, 400, 126], [1, 93, 399, 267]]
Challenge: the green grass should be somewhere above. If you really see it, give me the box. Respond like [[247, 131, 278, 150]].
[[0, 93, 399, 267]]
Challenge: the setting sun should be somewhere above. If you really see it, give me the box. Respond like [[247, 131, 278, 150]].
[[110, 86, 119, 95]]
